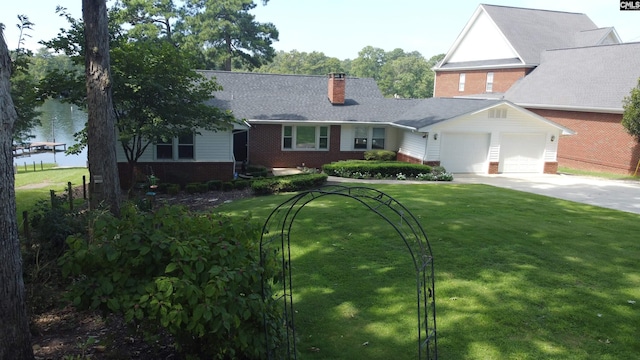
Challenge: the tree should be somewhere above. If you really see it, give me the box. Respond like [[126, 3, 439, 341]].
[[110, 39, 235, 178], [255, 50, 345, 75], [178, 0, 278, 70], [350, 46, 386, 80], [40, 8, 238, 185], [622, 78, 640, 141], [83, 0, 121, 215], [0, 26, 34, 360], [9, 15, 43, 145], [377, 52, 444, 98]]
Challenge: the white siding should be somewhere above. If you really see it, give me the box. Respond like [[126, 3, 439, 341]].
[[340, 125, 397, 152], [116, 130, 234, 163], [197, 130, 233, 161], [448, 10, 518, 63], [398, 131, 428, 161]]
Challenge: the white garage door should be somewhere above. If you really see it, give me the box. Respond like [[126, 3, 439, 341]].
[[440, 132, 490, 173], [500, 133, 545, 173]]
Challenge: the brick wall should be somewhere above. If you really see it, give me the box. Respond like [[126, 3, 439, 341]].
[[434, 68, 530, 98], [118, 161, 234, 189], [531, 109, 640, 174], [248, 124, 365, 169]]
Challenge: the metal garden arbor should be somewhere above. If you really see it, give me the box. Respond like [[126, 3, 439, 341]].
[[260, 185, 437, 359]]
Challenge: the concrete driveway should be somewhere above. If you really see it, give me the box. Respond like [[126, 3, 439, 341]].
[[326, 173, 640, 215], [453, 173, 640, 215]]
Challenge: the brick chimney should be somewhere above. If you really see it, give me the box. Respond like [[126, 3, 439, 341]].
[[328, 72, 346, 105]]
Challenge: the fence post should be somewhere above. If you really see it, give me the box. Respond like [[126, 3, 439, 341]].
[[24, 162, 27, 172], [40, 161, 43, 171], [50, 189, 56, 208], [83, 175, 87, 200], [68, 181, 73, 211], [33, 161, 36, 172]]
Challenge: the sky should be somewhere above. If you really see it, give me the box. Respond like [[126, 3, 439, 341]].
[[1, 0, 639, 60]]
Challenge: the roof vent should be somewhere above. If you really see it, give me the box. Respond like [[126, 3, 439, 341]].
[[328, 72, 346, 105]]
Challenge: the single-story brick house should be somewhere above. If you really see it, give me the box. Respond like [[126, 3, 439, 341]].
[[116, 71, 572, 186], [433, 4, 640, 174]]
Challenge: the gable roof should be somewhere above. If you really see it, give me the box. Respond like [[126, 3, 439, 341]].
[[201, 71, 395, 122], [504, 42, 640, 113], [201, 71, 571, 133], [436, 4, 613, 70]]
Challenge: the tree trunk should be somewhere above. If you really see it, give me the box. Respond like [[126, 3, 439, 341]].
[[0, 30, 35, 360], [83, 0, 121, 215]]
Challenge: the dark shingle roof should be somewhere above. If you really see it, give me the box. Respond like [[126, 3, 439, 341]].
[[394, 98, 503, 129], [200, 71, 520, 130], [504, 42, 640, 111], [201, 71, 394, 122]]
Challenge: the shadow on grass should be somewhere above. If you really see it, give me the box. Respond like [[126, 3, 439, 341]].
[[219, 183, 640, 359]]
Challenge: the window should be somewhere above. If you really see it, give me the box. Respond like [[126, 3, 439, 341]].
[[486, 72, 494, 92], [282, 125, 329, 150], [354, 126, 368, 149], [156, 138, 173, 159], [372, 127, 385, 149], [156, 133, 195, 160], [353, 126, 386, 150], [283, 126, 293, 148], [177, 133, 194, 159], [458, 73, 466, 92]]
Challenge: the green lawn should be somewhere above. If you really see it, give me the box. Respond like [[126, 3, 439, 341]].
[[217, 183, 640, 360], [14, 166, 89, 227]]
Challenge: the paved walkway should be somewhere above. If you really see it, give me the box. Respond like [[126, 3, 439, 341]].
[[327, 173, 640, 215]]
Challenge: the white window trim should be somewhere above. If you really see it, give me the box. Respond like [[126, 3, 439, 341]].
[[282, 125, 330, 151], [458, 73, 466, 92], [155, 134, 196, 161], [486, 72, 494, 93], [352, 126, 386, 151]]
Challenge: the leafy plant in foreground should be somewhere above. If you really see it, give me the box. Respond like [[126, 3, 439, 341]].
[[60, 204, 286, 359]]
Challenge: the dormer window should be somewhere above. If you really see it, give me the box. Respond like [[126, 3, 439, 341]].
[[486, 72, 494, 92], [458, 73, 466, 92]]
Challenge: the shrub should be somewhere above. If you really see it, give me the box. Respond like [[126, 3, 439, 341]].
[[60, 204, 287, 359], [206, 180, 222, 191], [246, 165, 268, 178], [252, 173, 328, 195], [323, 160, 432, 178], [222, 181, 235, 191], [166, 184, 180, 195], [185, 183, 200, 194], [363, 150, 396, 161]]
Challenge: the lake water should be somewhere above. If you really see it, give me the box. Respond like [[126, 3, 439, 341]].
[[14, 100, 88, 168]]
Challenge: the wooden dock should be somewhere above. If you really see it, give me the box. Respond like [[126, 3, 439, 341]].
[[13, 142, 67, 156]]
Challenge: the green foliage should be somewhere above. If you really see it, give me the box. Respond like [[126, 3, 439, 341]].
[[167, 184, 181, 195], [246, 165, 268, 178], [176, 0, 279, 70], [377, 53, 443, 99], [60, 204, 287, 359], [363, 149, 396, 161], [323, 160, 439, 179], [251, 173, 328, 195], [255, 50, 345, 75], [9, 15, 44, 144], [622, 78, 640, 141], [206, 180, 223, 191]]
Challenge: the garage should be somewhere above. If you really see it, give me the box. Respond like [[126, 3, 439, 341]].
[[499, 133, 545, 173], [440, 132, 491, 173]]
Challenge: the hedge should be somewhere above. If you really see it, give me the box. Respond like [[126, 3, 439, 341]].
[[323, 160, 433, 178], [251, 173, 328, 195]]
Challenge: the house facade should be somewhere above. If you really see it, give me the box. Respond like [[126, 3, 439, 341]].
[[434, 4, 640, 174], [115, 70, 572, 186]]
